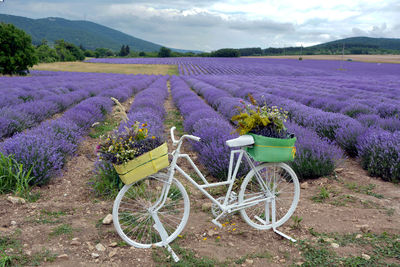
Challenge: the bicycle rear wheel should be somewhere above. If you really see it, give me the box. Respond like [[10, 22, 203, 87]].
[[113, 173, 190, 248], [239, 163, 299, 230]]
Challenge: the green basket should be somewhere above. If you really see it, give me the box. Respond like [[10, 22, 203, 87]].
[[245, 133, 296, 162]]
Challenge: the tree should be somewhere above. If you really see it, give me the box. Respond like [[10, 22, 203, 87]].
[[36, 40, 59, 63], [84, 50, 96, 57], [54, 40, 75, 61], [0, 23, 38, 75], [95, 48, 114, 58], [54, 40, 85, 61], [125, 45, 130, 56], [119, 45, 126, 56], [139, 51, 146, 57], [158, 47, 171, 57], [210, 48, 240, 57]]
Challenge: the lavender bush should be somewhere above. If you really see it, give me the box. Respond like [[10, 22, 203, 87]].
[[357, 129, 400, 182], [0, 71, 148, 185], [0, 71, 148, 139], [170, 76, 244, 180], [92, 76, 168, 197]]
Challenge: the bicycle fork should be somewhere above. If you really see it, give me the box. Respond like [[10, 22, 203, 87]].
[[151, 211, 180, 262], [148, 173, 181, 262]]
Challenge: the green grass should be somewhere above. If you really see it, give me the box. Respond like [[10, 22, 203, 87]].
[[298, 228, 400, 266], [165, 110, 185, 136], [0, 152, 34, 197], [329, 194, 357, 207], [152, 243, 227, 266], [0, 235, 56, 266], [311, 187, 330, 203], [27, 209, 68, 225], [344, 182, 384, 199], [49, 224, 75, 237], [89, 118, 119, 139], [290, 215, 303, 230]]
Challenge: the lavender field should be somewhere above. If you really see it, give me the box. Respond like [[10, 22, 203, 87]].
[[1, 58, 400, 185], [1, 57, 400, 266]]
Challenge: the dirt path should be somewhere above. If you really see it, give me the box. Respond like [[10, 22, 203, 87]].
[[1, 81, 399, 266]]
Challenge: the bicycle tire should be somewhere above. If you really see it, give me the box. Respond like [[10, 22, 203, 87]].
[[239, 162, 300, 230], [113, 173, 190, 248]]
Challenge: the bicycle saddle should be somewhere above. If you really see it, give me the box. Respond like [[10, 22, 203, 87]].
[[226, 135, 254, 148]]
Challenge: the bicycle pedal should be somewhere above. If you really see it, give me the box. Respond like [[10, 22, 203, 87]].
[[211, 219, 222, 229]]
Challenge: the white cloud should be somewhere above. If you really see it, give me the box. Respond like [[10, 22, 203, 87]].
[[0, 0, 399, 51]]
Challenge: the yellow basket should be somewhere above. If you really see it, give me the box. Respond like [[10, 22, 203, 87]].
[[113, 143, 169, 185]]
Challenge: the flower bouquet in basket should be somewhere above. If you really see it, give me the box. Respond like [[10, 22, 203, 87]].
[[232, 94, 296, 162], [97, 99, 169, 185]]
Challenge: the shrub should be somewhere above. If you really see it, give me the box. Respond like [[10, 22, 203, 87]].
[[0, 152, 33, 195], [91, 160, 122, 199], [357, 129, 400, 182], [287, 122, 344, 181], [356, 114, 380, 128], [1, 132, 65, 185], [335, 121, 365, 157], [341, 103, 374, 118], [379, 117, 400, 133]]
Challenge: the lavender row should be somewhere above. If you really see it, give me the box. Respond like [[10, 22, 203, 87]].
[[187, 76, 364, 157], [198, 75, 400, 134], [185, 76, 399, 182], [119, 75, 169, 139], [170, 76, 239, 180], [0, 72, 155, 139], [357, 129, 400, 182], [0, 73, 152, 185], [86, 57, 400, 77], [229, 76, 400, 131], [180, 76, 344, 180]]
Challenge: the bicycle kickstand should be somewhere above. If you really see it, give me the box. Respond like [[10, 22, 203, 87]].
[[271, 198, 296, 242], [152, 212, 180, 262]]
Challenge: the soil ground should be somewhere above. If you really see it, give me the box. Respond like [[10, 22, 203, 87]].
[[32, 62, 179, 75], [246, 54, 400, 64], [1, 81, 399, 266]]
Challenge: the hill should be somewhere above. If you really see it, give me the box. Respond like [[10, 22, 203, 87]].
[[310, 37, 400, 50], [260, 37, 400, 56], [0, 13, 195, 53]]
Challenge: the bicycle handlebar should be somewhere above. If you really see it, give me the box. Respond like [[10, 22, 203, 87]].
[[170, 126, 200, 146]]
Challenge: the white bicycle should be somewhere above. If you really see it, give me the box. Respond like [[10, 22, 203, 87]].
[[112, 127, 300, 261]]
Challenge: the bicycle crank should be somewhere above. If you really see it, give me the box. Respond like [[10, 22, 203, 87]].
[[211, 192, 238, 218]]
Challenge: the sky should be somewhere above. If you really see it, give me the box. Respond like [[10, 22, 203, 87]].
[[1, 0, 399, 51]]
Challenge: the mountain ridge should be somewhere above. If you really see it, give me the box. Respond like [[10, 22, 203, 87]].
[[0, 13, 198, 53], [309, 36, 400, 50]]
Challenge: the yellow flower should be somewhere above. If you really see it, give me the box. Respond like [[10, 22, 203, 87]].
[[232, 228, 236, 231], [178, 235, 183, 238], [139, 129, 142, 132], [203, 237, 207, 241], [152, 136, 156, 139], [216, 236, 221, 239]]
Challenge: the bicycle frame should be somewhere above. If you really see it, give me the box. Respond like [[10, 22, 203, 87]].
[[153, 131, 275, 227]]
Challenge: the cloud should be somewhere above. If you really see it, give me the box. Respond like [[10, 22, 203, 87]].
[[1, 0, 399, 51]]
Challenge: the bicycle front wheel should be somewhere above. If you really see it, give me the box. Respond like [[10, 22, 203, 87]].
[[239, 163, 300, 230], [112, 173, 190, 248]]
